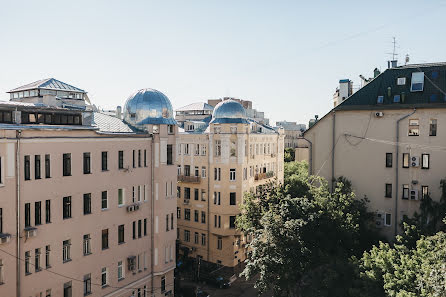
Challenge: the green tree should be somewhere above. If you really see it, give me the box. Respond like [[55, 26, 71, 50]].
[[284, 147, 295, 162]]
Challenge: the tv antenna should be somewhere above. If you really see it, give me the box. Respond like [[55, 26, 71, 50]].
[[386, 37, 398, 61]]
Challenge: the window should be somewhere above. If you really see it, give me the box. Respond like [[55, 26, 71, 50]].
[[385, 153, 393, 168], [83, 234, 91, 255], [117, 189, 124, 206], [168, 124, 175, 134], [35, 201, 41, 225], [201, 145, 207, 155], [115, 224, 124, 244], [83, 153, 91, 174], [167, 144, 173, 165], [184, 187, 191, 200], [63, 240, 71, 262], [230, 169, 236, 181], [184, 230, 190, 242], [194, 166, 199, 177], [35, 248, 41, 272], [132, 150, 136, 168], [45, 245, 50, 268], [194, 232, 199, 244], [166, 214, 170, 231], [385, 213, 391, 226], [63, 153, 71, 176], [35, 155, 41, 179], [24, 155, 30, 180], [45, 200, 51, 223], [215, 140, 221, 156], [102, 229, 109, 250], [64, 281, 72, 297], [230, 216, 236, 228], [214, 168, 221, 181], [198, 211, 204, 224], [144, 149, 147, 167], [0, 208, 2, 233], [201, 233, 206, 246], [403, 153, 410, 168], [185, 209, 190, 221], [217, 236, 222, 250], [213, 192, 221, 205], [101, 191, 108, 210], [118, 150, 124, 169], [46, 289, 51, 297], [195, 144, 200, 155], [101, 267, 108, 287], [177, 186, 181, 198], [161, 276, 166, 293], [63, 196, 71, 219], [408, 119, 419, 136], [25, 203, 31, 227], [194, 210, 199, 222], [393, 95, 400, 103], [80, 193, 91, 215], [171, 213, 174, 230], [397, 77, 406, 85], [385, 184, 392, 198], [118, 260, 124, 280], [84, 274, 91, 296], [138, 150, 141, 167], [184, 143, 190, 155], [230, 192, 236, 205], [138, 220, 142, 238], [201, 190, 206, 201], [410, 72, 424, 92], [429, 119, 437, 136], [422, 186, 429, 199], [402, 184, 409, 200], [0, 259, 3, 284], [201, 166, 206, 178], [421, 154, 430, 169], [184, 165, 190, 176], [101, 152, 108, 171], [177, 207, 181, 219], [45, 154, 51, 178], [194, 188, 199, 200], [144, 218, 147, 236], [25, 251, 31, 274], [132, 221, 136, 239]]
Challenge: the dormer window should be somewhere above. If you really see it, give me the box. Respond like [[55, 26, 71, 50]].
[[377, 96, 384, 104], [397, 77, 406, 85], [410, 72, 424, 92], [393, 95, 401, 103]]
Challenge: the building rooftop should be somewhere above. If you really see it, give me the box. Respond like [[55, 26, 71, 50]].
[[176, 102, 214, 112], [8, 78, 86, 93], [92, 112, 138, 134]]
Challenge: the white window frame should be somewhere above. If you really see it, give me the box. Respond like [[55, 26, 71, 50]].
[[118, 188, 125, 206], [397, 77, 406, 85], [410, 72, 424, 92], [118, 260, 124, 280], [384, 213, 391, 226], [101, 267, 108, 287], [230, 169, 236, 181]]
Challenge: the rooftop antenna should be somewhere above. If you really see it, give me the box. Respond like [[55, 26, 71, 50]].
[[405, 54, 410, 65], [386, 37, 399, 68]]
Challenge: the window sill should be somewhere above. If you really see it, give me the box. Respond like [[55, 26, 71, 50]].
[[118, 242, 125, 245], [118, 204, 125, 208], [63, 175, 72, 177], [84, 252, 92, 256], [84, 292, 92, 296], [102, 247, 109, 251], [25, 272, 32, 276], [118, 277, 125, 282], [45, 266, 51, 269], [83, 172, 92, 175], [101, 208, 108, 211], [63, 259, 72, 263], [101, 170, 109, 172], [101, 285, 109, 289], [63, 217, 72, 220], [84, 212, 92, 216], [35, 268, 42, 273]]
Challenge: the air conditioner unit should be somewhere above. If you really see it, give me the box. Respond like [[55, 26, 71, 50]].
[[375, 212, 384, 228], [411, 156, 420, 167], [24, 227, 37, 239], [410, 190, 419, 200], [375, 112, 384, 117], [134, 204, 140, 211], [0, 234, 11, 244], [127, 205, 135, 212]]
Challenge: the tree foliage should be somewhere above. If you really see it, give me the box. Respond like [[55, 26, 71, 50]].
[[284, 147, 295, 163]]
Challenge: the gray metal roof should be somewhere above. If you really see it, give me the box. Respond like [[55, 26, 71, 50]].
[[176, 102, 214, 112], [92, 112, 138, 134], [9, 78, 86, 93]]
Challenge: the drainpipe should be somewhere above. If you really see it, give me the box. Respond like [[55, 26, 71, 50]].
[[16, 130, 21, 297], [331, 111, 336, 191], [206, 135, 210, 262], [150, 132, 155, 296], [301, 137, 313, 175], [395, 109, 416, 237]]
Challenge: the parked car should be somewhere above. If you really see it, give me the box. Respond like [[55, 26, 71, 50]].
[[179, 286, 210, 297], [200, 274, 231, 289]]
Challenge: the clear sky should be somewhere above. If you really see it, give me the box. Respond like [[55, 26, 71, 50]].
[[0, 0, 445, 125]]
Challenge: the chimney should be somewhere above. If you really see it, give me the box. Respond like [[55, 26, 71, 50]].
[[116, 106, 122, 119], [387, 60, 398, 69], [373, 68, 381, 78]]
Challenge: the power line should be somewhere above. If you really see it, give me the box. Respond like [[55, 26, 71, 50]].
[[0, 247, 174, 292]]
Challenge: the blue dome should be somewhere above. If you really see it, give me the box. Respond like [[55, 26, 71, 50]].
[[123, 88, 176, 127], [211, 100, 248, 124]]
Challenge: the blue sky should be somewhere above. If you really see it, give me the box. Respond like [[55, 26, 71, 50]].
[[0, 0, 445, 125]]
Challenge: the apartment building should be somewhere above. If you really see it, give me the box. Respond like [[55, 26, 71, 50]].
[[176, 99, 284, 267], [274, 121, 306, 148], [0, 79, 176, 297], [304, 62, 446, 238]]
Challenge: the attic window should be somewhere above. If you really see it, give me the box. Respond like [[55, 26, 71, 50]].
[[410, 72, 424, 92], [397, 77, 406, 85], [129, 113, 136, 118], [377, 96, 384, 104], [393, 95, 401, 103]]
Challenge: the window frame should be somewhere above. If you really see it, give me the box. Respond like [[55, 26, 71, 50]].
[[402, 153, 410, 168], [421, 153, 430, 169], [385, 153, 393, 168], [385, 183, 392, 198]]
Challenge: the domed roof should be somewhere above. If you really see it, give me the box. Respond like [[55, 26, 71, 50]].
[[211, 99, 248, 124], [123, 88, 176, 128]]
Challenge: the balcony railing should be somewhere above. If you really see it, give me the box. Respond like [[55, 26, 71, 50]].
[[178, 175, 201, 183], [254, 171, 275, 181]]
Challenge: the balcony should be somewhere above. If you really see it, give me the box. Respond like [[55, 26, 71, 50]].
[[178, 175, 201, 183], [254, 171, 275, 181]]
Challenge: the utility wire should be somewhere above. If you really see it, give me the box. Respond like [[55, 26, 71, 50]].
[[0, 247, 174, 292]]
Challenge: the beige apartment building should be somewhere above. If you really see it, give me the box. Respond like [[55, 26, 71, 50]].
[[304, 62, 446, 238], [175, 99, 284, 267], [0, 79, 176, 297], [274, 121, 306, 148]]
